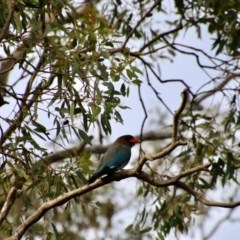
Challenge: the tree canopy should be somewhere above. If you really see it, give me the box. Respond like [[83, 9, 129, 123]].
[[0, 0, 240, 239]]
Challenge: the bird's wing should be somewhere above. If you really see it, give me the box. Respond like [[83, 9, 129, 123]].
[[88, 144, 131, 183], [102, 144, 131, 171]]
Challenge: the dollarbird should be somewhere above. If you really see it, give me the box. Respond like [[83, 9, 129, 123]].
[[88, 135, 140, 183]]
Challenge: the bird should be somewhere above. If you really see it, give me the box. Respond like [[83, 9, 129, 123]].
[[88, 135, 140, 183]]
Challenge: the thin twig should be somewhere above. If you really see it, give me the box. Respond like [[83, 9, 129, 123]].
[[195, 73, 239, 104], [138, 65, 149, 141], [139, 24, 183, 52], [175, 181, 240, 208], [122, 0, 161, 48], [203, 208, 235, 240]]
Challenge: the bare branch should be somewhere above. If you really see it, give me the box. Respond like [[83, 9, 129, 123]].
[[162, 36, 218, 71], [137, 88, 188, 170], [194, 73, 240, 104], [175, 181, 240, 208], [6, 180, 110, 240], [203, 208, 235, 240], [135, 163, 211, 187], [137, 56, 192, 93], [40, 142, 87, 165], [139, 24, 183, 52], [38, 131, 172, 165], [138, 81, 148, 142], [0, 187, 17, 225], [172, 88, 188, 141], [137, 140, 186, 171]]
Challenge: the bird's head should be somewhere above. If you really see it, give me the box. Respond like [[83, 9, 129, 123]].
[[116, 135, 140, 147]]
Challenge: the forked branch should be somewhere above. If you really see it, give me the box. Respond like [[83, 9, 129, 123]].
[[137, 88, 188, 170]]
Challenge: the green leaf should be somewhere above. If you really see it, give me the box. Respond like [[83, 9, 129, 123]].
[[51, 223, 59, 237], [126, 68, 135, 79], [132, 79, 142, 85], [98, 62, 109, 80], [114, 110, 123, 123], [131, 66, 143, 75], [125, 224, 133, 232], [91, 105, 101, 120], [70, 102, 75, 122], [101, 112, 112, 134], [120, 83, 126, 96], [137, 186, 143, 197], [113, 75, 120, 82], [32, 120, 47, 133], [30, 129, 47, 141], [57, 74, 63, 95], [139, 226, 152, 234], [78, 130, 92, 144], [198, 177, 211, 189], [54, 118, 61, 138]]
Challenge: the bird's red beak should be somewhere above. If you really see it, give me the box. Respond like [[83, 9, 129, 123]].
[[129, 137, 140, 144]]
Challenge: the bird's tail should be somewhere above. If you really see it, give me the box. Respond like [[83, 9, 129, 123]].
[[88, 165, 109, 183], [88, 172, 101, 183]]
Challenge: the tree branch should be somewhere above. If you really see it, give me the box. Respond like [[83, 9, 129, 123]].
[[137, 88, 188, 170], [6, 180, 110, 240], [40, 142, 87, 165], [172, 88, 188, 141], [175, 181, 240, 208], [122, 0, 161, 48], [139, 24, 183, 53], [38, 131, 172, 165], [0, 187, 17, 225], [194, 73, 240, 105], [135, 163, 211, 187]]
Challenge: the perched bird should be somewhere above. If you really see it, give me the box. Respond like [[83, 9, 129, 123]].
[[88, 135, 140, 183]]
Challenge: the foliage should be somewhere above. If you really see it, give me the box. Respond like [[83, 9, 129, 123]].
[[0, 0, 240, 239]]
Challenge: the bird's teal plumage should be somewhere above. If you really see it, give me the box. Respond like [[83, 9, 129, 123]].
[[88, 135, 139, 183]]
